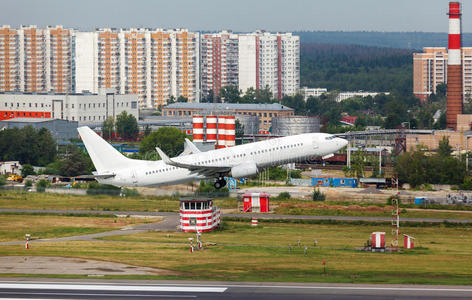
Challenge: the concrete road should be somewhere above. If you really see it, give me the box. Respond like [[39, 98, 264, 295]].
[[1, 208, 472, 223], [0, 279, 471, 299]]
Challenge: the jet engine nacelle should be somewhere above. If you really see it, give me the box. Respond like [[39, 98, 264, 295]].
[[230, 162, 258, 178]]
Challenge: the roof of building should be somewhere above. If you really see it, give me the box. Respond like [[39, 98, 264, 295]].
[[0, 118, 77, 124], [163, 102, 294, 111]]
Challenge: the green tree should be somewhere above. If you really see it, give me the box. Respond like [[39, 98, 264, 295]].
[[220, 85, 241, 103], [21, 164, 35, 177], [58, 145, 94, 177], [116, 111, 139, 140], [102, 116, 115, 140], [0, 126, 56, 166], [143, 125, 152, 137], [438, 136, 452, 158], [235, 119, 244, 143], [348, 149, 366, 178], [177, 96, 188, 103], [140, 127, 186, 157]]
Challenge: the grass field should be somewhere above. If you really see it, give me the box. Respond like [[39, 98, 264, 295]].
[[0, 190, 236, 212], [2, 190, 472, 221], [1, 220, 471, 284], [0, 214, 161, 242]]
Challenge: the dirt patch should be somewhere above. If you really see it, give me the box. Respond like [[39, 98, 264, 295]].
[[0, 256, 178, 276], [277, 202, 392, 212]]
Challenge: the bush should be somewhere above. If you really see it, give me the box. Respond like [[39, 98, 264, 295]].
[[121, 188, 140, 197], [21, 164, 36, 177], [24, 180, 33, 188], [460, 177, 472, 190], [0, 175, 6, 186], [276, 192, 291, 200], [36, 179, 49, 192], [196, 180, 229, 197], [86, 182, 121, 195], [312, 188, 326, 201]]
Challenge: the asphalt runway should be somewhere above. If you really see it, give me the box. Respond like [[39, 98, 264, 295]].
[[1, 208, 471, 223], [0, 280, 471, 299]]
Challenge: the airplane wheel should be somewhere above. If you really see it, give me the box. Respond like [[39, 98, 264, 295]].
[[214, 181, 222, 189], [220, 178, 227, 187]]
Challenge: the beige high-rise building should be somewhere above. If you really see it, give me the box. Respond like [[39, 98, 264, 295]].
[[0, 25, 74, 94], [413, 47, 472, 102], [0, 25, 20, 92]]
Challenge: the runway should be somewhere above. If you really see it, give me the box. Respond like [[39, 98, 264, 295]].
[[0, 280, 471, 299], [1, 208, 471, 223]]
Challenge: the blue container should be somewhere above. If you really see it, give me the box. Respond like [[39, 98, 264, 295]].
[[415, 197, 426, 205]]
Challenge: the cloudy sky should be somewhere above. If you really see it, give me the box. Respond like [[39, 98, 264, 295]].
[[2, 0, 469, 32]]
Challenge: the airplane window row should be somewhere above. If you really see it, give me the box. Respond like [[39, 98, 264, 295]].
[[249, 143, 303, 155], [145, 166, 177, 175]]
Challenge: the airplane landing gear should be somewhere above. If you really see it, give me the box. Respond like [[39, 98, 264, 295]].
[[214, 177, 227, 189]]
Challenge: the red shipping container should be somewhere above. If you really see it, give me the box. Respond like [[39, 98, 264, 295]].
[[243, 193, 270, 213]]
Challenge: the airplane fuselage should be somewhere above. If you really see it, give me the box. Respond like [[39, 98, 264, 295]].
[[98, 133, 347, 187]]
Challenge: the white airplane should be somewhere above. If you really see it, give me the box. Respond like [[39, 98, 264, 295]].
[[78, 126, 348, 189]]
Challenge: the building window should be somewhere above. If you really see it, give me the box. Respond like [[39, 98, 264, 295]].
[[131, 101, 137, 109], [72, 104, 74, 109], [72, 116, 74, 121], [29, 103, 32, 107]]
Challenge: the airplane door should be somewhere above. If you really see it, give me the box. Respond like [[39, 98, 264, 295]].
[[130, 170, 138, 186]]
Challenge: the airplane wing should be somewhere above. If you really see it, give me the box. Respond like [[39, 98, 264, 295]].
[[184, 138, 201, 154], [156, 146, 231, 178], [178, 138, 202, 156]]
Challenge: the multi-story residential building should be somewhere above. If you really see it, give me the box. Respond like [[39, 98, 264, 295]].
[[0, 25, 20, 92], [202, 30, 299, 100], [0, 25, 74, 94], [413, 47, 472, 102], [201, 31, 239, 99], [0, 26, 200, 109], [238, 31, 299, 99]]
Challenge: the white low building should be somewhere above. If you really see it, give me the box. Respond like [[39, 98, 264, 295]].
[[0, 90, 138, 125], [299, 87, 328, 100], [0, 161, 21, 175], [336, 91, 390, 102]]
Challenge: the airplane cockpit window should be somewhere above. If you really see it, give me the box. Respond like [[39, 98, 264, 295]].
[[325, 135, 336, 140]]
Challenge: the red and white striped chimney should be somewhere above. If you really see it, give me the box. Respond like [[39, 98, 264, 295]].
[[192, 115, 204, 143], [217, 116, 227, 149], [446, 1, 463, 129], [206, 115, 217, 143], [225, 115, 236, 147]]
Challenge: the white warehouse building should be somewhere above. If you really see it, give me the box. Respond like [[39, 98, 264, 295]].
[[0, 90, 138, 125]]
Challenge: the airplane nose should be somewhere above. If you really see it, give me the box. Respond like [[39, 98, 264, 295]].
[[337, 138, 348, 148]]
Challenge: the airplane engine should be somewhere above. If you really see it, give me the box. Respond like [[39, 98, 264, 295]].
[[230, 162, 258, 178]]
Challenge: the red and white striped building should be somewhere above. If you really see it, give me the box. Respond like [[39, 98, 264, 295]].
[[180, 198, 221, 232], [371, 232, 386, 249], [403, 235, 415, 249]]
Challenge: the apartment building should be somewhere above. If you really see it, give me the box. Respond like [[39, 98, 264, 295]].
[[239, 31, 299, 99], [413, 47, 472, 102], [0, 26, 200, 109], [201, 31, 239, 99], [202, 31, 300, 100], [0, 25, 75, 94]]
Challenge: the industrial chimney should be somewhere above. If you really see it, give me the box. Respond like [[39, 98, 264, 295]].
[[446, 1, 463, 130]]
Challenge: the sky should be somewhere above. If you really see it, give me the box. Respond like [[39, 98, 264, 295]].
[[2, 0, 470, 32]]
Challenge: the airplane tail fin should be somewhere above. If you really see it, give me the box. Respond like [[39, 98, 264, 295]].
[[78, 126, 130, 173]]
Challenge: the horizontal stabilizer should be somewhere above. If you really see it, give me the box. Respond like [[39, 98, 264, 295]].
[[92, 171, 116, 179]]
